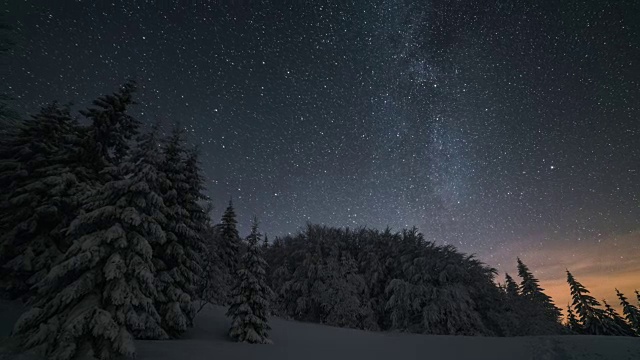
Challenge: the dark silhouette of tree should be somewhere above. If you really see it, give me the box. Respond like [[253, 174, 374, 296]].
[[0, 103, 84, 299], [516, 258, 562, 334], [566, 270, 626, 336], [79, 80, 140, 182], [226, 217, 272, 344], [616, 289, 640, 335], [566, 303, 580, 333]]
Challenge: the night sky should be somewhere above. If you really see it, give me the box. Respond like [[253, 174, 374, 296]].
[[3, 0, 639, 307]]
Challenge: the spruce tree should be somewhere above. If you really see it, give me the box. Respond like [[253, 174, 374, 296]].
[[566, 270, 619, 336], [219, 199, 240, 299], [200, 221, 227, 307], [616, 289, 640, 335], [516, 258, 562, 334], [602, 299, 636, 336], [153, 129, 208, 337], [226, 217, 272, 344], [0, 103, 84, 298], [504, 273, 519, 299], [499, 273, 523, 336], [12, 127, 169, 360], [566, 303, 580, 333], [79, 80, 140, 182]]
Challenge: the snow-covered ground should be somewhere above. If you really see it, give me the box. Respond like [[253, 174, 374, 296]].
[[1, 300, 639, 360]]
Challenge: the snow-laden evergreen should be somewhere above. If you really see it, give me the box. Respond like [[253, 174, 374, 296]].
[[503, 273, 519, 299], [385, 233, 491, 335], [153, 128, 208, 337], [211, 200, 241, 304], [616, 289, 640, 334], [0, 103, 85, 299], [566, 270, 624, 336], [11, 127, 170, 360], [219, 200, 240, 275], [79, 80, 141, 182], [226, 218, 272, 344], [201, 222, 229, 307], [278, 244, 375, 330], [602, 300, 636, 336], [515, 258, 563, 334], [266, 225, 506, 336], [494, 273, 523, 336]]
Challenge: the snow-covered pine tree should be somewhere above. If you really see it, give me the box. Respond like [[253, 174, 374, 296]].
[[504, 273, 519, 299], [602, 299, 636, 336], [216, 199, 241, 304], [219, 200, 241, 274], [182, 146, 210, 285], [496, 273, 523, 335], [566, 270, 618, 336], [153, 129, 208, 337], [226, 217, 272, 344], [12, 127, 170, 360], [385, 231, 491, 336], [516, 258, 562, 334], [356, 228, 396, 330], [0, 102, 84, 299], [322, 250, 374, 329], [200, 222, 227, 307], [79, 80, 140, 182], [278, 244, 325, 322], [617, 289, 640, 334]]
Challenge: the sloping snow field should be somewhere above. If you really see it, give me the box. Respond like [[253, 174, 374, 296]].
[[2, 300, 639, 360]]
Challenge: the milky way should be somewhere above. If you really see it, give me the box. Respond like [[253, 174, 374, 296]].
[[3, 1, 639, 299]]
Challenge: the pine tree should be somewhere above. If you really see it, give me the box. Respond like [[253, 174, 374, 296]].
[[79, 80, 140, 182], [504, 273, 519, 299], [153, 129, 208, 337], [566, 303, 581, 333], [219, 200, 240, 296], [566, 270, 617, 336], [616, 289, 640, 335], [516, 258, 562, 334], [182, 147, 210, 283], [226, 217, 272, 344], [497, 273, 523, 336], [200, 221, 227, 308], [0, 103, 84, 298], [12, 127, 170, 360], [602, 299, 636, 336]]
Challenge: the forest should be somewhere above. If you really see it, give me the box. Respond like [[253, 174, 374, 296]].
[[0, 83, 639, 360]]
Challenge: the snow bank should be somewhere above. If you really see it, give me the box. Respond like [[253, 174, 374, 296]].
[[2, 300, 639, 360]]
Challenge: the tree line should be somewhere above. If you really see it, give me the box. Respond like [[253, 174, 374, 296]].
[[261, 225, 639, 337], [0, 83, 638, 360]]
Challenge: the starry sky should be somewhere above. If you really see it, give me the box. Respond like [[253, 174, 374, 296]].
[[2, 0, 639, 308]]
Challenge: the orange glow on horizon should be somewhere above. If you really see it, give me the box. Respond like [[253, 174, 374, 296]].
[[493, 230, 640, 317]]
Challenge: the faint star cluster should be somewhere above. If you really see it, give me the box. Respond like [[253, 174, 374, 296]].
[[3, 0, 639, 277]]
